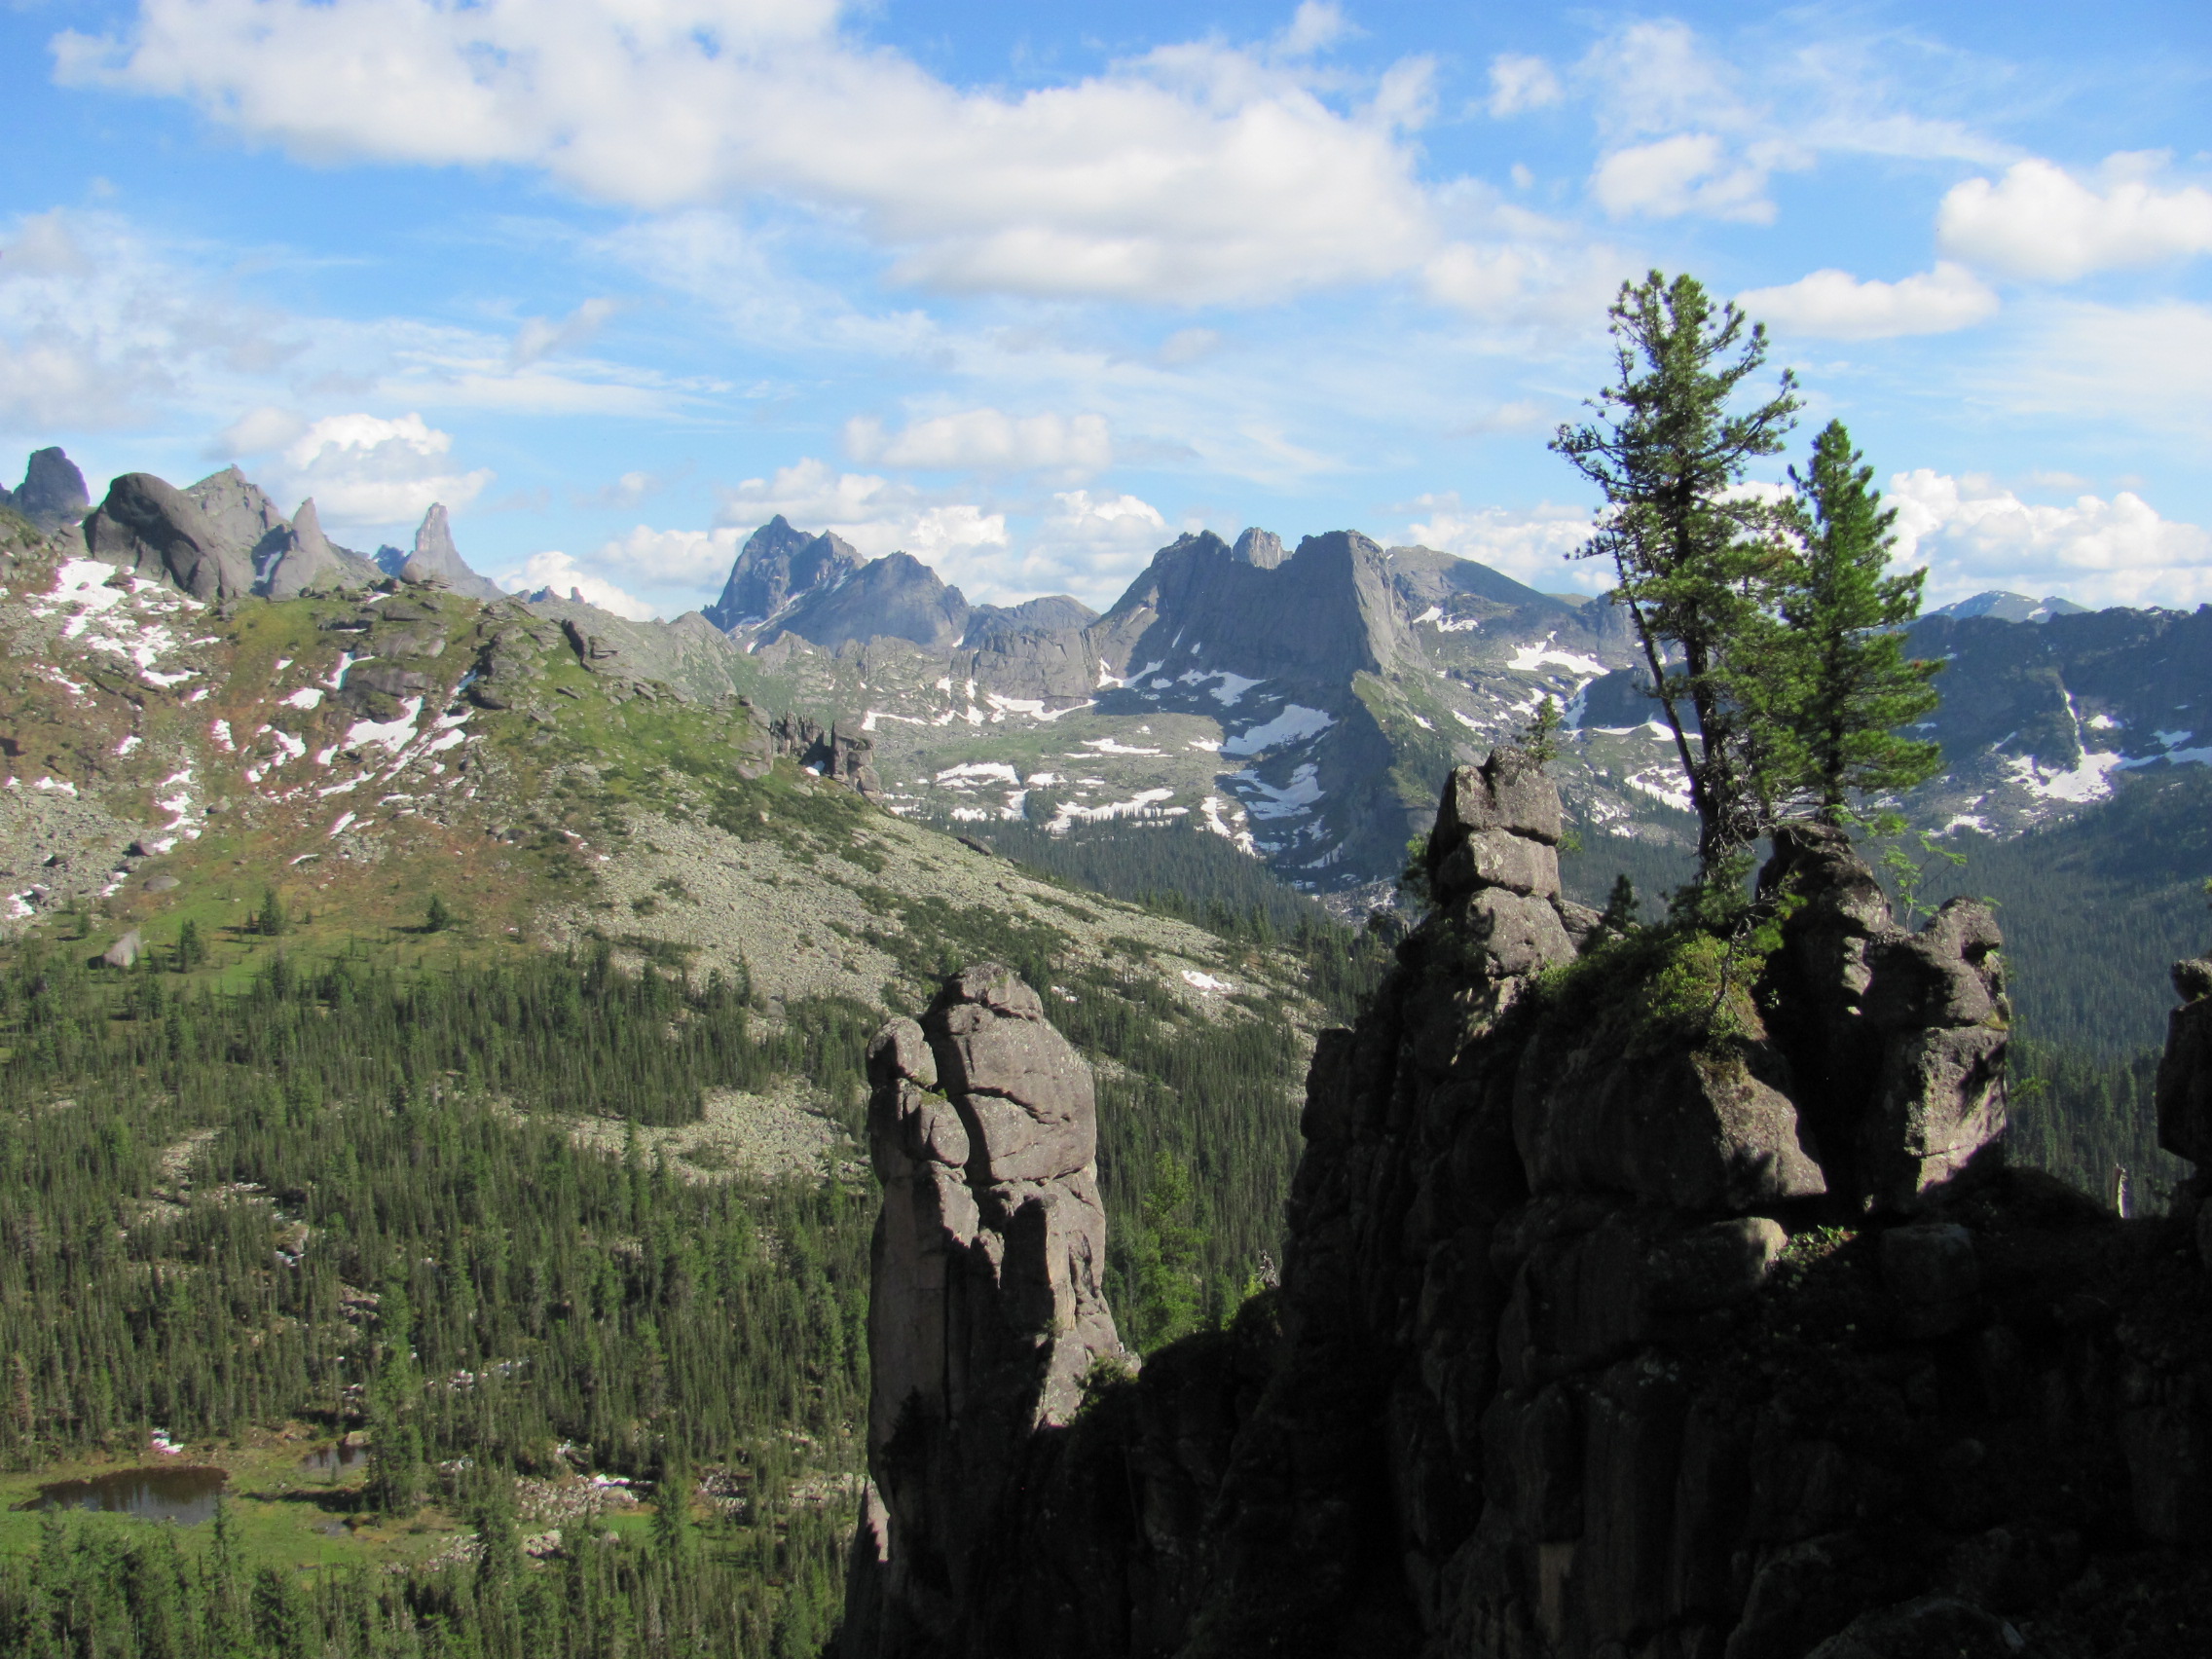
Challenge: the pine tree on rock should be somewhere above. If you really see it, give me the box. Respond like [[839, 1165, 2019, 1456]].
[[1551, 270, 1801, 886], [1764, 419, 1942, 822]]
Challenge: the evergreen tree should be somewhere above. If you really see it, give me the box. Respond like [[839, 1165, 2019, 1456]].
[[1519, 694, 1565, 768], [424, 894, 454, 934], [1126, 1151, 1202, 1351], [1551, 271, 1801, 885], [367, 1283, 425, 1517], [1760, 419, 1943, 822], [253, 888, 286, 937], [652, 1448, 698, 1576]]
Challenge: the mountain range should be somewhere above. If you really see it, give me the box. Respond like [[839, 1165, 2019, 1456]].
[[8, 447, 2209, 916]]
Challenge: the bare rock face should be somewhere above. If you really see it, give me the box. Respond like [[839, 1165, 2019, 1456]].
[[1763, 824, 2009, 1212], [398, 503, 505, 602], [83, 472, 256, 602], [7, 447, 91, 528], [845, 966, 1124, 1657], [845, 757, 2212, 1658], [263, 498, 377, 598], [767, 710, 884, 799]]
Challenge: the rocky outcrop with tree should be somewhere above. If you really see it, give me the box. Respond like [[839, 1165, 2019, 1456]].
[[845, 752, 2212, 1658]]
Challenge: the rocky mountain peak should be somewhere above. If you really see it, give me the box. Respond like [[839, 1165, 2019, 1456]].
[[3, 447, 92, 528], [1233, 525, 1286, 568], [183, 466, 289, 571], [705, 515, 864, 630], [82, 471, 257, 603], [772, 548, 970, 652], [397, 502, 504, 602]]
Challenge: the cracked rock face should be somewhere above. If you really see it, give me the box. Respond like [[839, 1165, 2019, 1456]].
[[846, 965, 1124, 1657]]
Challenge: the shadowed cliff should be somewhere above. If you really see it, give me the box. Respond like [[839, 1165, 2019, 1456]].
[[845, 750, 2212, 1659]]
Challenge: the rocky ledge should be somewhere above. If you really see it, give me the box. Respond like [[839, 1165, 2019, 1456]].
[[844, 748, 2212, 1659]]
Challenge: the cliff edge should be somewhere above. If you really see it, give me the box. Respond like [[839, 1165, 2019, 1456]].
[[846, 751, 2212, 1659]]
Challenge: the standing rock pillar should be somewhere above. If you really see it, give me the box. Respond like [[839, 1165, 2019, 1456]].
[[843, 965, 1125, 1658]]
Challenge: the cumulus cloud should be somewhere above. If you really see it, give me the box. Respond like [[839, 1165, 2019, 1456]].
[[1590, 132, 1792, 223], [1937, 155, 2212, 282], [56, 0, 1444, 307], [1400, 496, 1604, 592], [593, 524, 747, 586], [844, 409, 1112, 474], [495, 549, 659, 619], [263, 412, 493, 528], [1486, 54, 1562, 118], [1737, 262, 2000, 340], [1006, 490, 1172, 608], [214, 404, 308, 456], [1889, 469, 2212, 608]]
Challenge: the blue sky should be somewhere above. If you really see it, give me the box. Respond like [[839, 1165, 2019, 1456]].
[[3, 0, 2208, 617]]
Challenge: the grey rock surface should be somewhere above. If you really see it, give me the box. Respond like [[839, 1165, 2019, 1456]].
[[183, 466, 289, 571], [845, 965, 1124, 1656], [398, 503, 504, 601], [82, 472, 257, 602], [263, 498, 378, 598], [8, 448, 91, 527], [704, 514, 863, 630]]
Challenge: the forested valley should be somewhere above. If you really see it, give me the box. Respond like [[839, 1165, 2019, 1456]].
[[0, 844, 1388, 1658]]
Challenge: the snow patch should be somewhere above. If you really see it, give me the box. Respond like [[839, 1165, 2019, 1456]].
[[342, 697, 424, 757], [1080, 737, 1164, 756], [1182, 970, 1235, 994], [1508, 637, 1608, 677], [1221, 703, 1334, 756], [1046, 789, 1185, 833], [283, 687, 324, 710], [936, 761, 1023, 787], [1231, 763, 1324, 820]]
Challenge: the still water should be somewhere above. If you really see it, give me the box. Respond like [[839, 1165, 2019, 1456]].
[[35, 1465, 230, 1525]]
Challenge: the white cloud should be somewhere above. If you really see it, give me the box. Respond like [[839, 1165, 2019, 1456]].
[[1157, 328, 1220, 366], [1738, 262, 2000, 340], [507, 298, 620, 371], [1400, 496, 1605, 592], [594, 524, 745, 585], [58, 0, 1445, 307], [495, 550, 659, 619], [1590, 132, 1790, 223], [1937, 155, 2212, 282], [1486, 54, 1562, 118], [1987, 300, 2212, 443], [1889, 468, 2212, 608], [265, 412, 492, 528], [215, 404, 308, 456], [844, 409, 1112, 474], [712, 457, 1007, 566], [1276, 2, 1351, 57], [1009, 490, 1172, 608]]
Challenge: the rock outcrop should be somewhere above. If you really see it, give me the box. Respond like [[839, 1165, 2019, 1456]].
[[3, 447, 91, 528], [262, 498, 378, 598], [398, 503, 504, 602], [183, 465, 290, 571], [846, 751, 2212, 1658], [765, 710, 883, 799], [844, 967, 1125, 1655], [82, 472, 257, 602]]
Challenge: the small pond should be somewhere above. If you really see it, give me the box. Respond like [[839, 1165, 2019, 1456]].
[[34, 1465, 229, 1526]]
